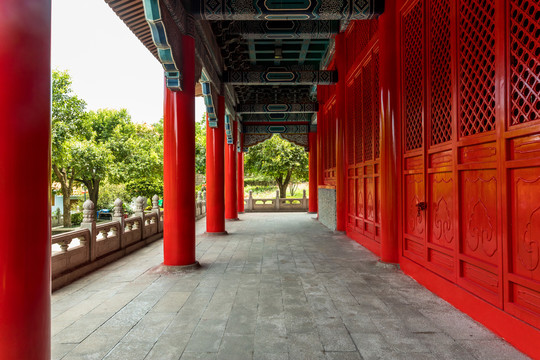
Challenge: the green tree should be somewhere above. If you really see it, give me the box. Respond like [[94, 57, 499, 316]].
[[75, 109, 135, 207], [111, 120, 164, 200], [52, 70, 88, 227], [195, 114, 206, 174], [244, 135, 308, 198]]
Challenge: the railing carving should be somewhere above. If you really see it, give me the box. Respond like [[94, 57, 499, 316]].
[[51, 193, 206, 290], [245, 190, 309, 212]]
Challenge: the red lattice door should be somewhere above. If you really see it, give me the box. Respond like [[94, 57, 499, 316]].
[[503, 0, 540, 328], [401, 0, 458, 281], [401, 0, 427, 265]]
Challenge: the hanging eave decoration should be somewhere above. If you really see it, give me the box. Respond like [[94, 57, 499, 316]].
[[225, 114, 234, 144], [143, 0, 182, 91], [201, 70, 219, 127], [237, 120, 242, 152]]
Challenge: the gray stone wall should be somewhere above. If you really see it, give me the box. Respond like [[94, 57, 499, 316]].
[[318, 188, 336, 231]]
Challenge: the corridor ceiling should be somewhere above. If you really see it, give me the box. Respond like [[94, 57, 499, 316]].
[[105, 0, 384, 149]]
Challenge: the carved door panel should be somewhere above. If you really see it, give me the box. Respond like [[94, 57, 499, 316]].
[[401, 0, 427, 265], [454, 0, 503, 307], [503, 0, 540, 328]]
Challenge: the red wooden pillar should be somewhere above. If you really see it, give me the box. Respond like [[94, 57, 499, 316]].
[[237, 134, 245, 213], [206, 96, 226, 233], [379, 0, 400, 263], [0, 1, 51, 358], [308, 131, 318, 213], [163, 34, 196, 266], [335, 33, 347, 232], [225, 117, 238, 220]]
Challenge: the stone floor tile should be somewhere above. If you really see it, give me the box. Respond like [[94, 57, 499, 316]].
[[180, 352, 218, 360], [103, 341, 154, 360], [458, 339, 530, 360], [151, 291, 191, 313], [145, 333, 190, 360], [253, 352, 289, 360], [184, 319, 227, 353], [324, 352, 363, 360], [52, 214, 527, 360], [217, 334, 254, 360]]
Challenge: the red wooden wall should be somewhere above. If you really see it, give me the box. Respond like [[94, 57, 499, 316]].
[[320, 0, 540, 355], [343, 21, 382, 255], [398, 0, 540, 333], [320, 87, 337, 186]]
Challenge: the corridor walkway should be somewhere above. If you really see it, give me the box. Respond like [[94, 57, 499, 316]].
[[52, 213, 527, 360]]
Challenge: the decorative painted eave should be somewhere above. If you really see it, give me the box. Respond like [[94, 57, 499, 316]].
[[242, 124, 310, 152], [105, 0, 158, 60], [225, 114, 234, 144], [236, 119, 242, 152], [143, 0, 186, 90], [223, 70, 337, 85], [243, 124, 309, 134], [237, 103, 318, 114], [191, 0, 384, 20], [221, 20, 340, 39], [241, 113, 314, 122], [202, 83, 218, 127]]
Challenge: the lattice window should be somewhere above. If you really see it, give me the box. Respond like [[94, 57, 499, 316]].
[[403, 1, 424, 151], [458, 0, 496, 136], [363, 62, 374, 161], [510, 0, 540, 126], [354, 75, 363, 164], [373, 52, 381, 159], [430, 0, 453, 145]]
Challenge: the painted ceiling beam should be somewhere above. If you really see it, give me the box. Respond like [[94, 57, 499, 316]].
[[223, 70, 337, 85], [243, 124, 310, 134], [237, 103, 318, 114], [241, 113, 314, 122], [225, 20, 340, 39], [191, 0, 384, 20]]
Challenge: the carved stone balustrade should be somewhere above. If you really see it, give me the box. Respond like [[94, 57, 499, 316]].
[[50, 193, 206, 291], [244, 190, 309, 212]]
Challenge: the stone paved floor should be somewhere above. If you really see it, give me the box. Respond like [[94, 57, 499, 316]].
[[52, 213, 528, 360]]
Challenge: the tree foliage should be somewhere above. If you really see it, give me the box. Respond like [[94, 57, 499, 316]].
[[51, 70, 88, 226], [52, 70, 165, 223], [244, 135, 308, 198], [195, 114, 206, 174]]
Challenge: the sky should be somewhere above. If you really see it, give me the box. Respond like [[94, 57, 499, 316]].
[[51, 0, 206, 124]]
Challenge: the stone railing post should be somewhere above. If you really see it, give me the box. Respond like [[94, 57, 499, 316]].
[[113, 198, 126, 247], [303, 189, 308, 209], [152, 194, 160, 214], [275, 190, 280, 210], [134, 196, 145, 219], [80, 200, 97, 261], [202, 190, 207, 215], [151, 194, 162, 232], [248, 190, 253, 211], [196, 191, 202, 217], [134, 196, 146, 239]]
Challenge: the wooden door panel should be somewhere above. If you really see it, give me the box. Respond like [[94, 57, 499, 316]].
[[356, 177, 364, 220], [403, 171, 426, 262], [458, 169, 501, 306], [428, 172, 455, 250], [506, 167, 540, 328], [348, 176, 356, 226], [426, 172, 455, 279]]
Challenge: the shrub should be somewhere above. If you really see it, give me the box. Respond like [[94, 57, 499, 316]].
[[71, 212, 83, 226]]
